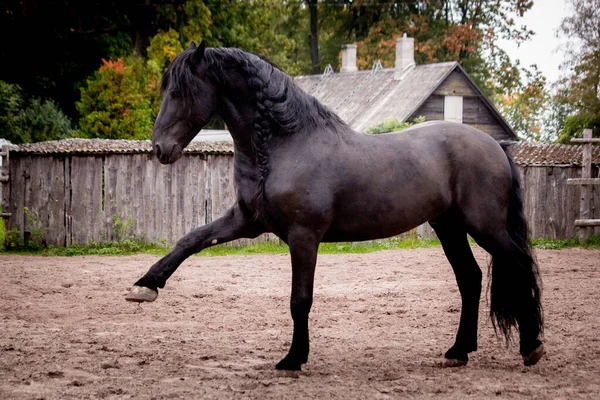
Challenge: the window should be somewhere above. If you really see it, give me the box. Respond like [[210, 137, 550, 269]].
[[444, 96, 463, 123]]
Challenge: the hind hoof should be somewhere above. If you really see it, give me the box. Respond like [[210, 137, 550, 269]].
[[442, 358, 468, 368], [523, 344, 544, 366], [125, 286, 158, 303]]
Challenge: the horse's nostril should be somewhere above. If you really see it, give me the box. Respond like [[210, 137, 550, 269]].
[[155, 143, 162, 159]]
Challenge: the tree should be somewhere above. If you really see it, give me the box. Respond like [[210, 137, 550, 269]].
[[308, 0, 320, 74], [0, 0, 206, 117], [345, 1, 534, 98], [551, 0, 600, 142], [495, 66, 551, 142], [206, 1, 310, 75]]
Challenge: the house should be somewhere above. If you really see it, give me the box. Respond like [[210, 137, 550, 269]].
[[294, 35, 517, 141]]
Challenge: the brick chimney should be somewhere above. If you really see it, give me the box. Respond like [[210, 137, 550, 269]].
[[394, 33, 415, 80], [340, 44, 358, 73]]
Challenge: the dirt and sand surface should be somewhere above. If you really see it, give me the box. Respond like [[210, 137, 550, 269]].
[[1, 247, 599, 399]]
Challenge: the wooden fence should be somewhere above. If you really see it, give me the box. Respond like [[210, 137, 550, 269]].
[[519, 164, 599, 239], [1, 140, 599, 247], [5, 152, 241, 246]]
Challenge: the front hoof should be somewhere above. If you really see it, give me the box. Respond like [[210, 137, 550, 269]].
[[275, 356, 304, 371], [125, 285, 158, 303], [523, 344, 544, 366], [442, 358, 468, 368]]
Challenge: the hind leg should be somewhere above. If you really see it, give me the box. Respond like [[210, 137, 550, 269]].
[[430, 217, 482, 367], [469, 229, 544, 365]]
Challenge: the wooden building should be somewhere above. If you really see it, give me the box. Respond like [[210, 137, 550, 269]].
[[295, 36, 517, 141]]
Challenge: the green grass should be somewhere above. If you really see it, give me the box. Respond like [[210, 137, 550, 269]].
[[201, 236, 443, 257], [531, 236, 600, 250], [0, 236, 442, 257], [1, 228, 599, 256]]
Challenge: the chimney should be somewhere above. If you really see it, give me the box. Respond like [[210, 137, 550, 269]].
[[395, 33, 415, 79], [340, 44, 358, 73]]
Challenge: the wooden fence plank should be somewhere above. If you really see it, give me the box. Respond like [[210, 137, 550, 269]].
[[8, 156, 29, 235], [70, 156, 104, 244]]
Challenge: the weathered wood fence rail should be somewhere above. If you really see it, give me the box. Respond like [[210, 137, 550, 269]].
[[1, 139, 599, 247]]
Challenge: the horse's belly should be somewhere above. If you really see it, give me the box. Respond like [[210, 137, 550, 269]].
[[322, 194, 447, 242]]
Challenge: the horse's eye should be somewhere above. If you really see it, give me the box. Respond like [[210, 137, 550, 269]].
[[170, 90, 180, 98]]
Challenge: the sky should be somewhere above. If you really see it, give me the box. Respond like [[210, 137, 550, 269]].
[[498, 0, 570, 86]]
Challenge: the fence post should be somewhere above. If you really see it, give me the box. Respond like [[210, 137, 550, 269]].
[[567, 129, 600, 243], [0, 145, 11, 246]]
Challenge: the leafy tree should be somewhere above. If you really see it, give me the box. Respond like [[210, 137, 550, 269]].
[[0, 0, 206, 117], [341, 1, 534, 98], [495, 66, 551, 142], [206, 0, 310, 75], [551, 0, 600, 142]]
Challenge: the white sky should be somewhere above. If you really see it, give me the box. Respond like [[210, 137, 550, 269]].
[[497, 0, 570, 85]]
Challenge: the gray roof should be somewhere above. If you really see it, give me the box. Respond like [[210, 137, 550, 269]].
[[295, 62, 458, 133]]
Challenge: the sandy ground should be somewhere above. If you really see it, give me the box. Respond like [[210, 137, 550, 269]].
[[1, 247, 599, 399]]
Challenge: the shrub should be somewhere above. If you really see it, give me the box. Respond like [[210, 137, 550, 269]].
[[0, 80, 73, 143], [77, 57, 161, 140], [364, 116, 425, 134]]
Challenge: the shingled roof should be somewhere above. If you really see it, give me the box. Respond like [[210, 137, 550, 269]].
[[506, 142, 600, 167], [5, 138, 233, 155], [4, 138, 598, 167], [295, 63, 460, 133]]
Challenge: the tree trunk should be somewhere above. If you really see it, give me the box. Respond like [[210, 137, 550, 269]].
[[309, 0, 320, 74], [133, 30, 150, 58]]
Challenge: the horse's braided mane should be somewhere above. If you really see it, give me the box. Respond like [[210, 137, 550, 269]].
[[163, 46, 348, 220]]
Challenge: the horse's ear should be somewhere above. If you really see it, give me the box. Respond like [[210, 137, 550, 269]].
[[189, 41, 197, 49], [189, 40, 206, 67]]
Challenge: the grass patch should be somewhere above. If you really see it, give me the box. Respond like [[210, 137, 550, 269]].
[[0, 236, 442, 257], [200, 236, 442, 257], [2, 233, 599, 256], [3, 242, 170, 257], [531, 236, 600, 250]]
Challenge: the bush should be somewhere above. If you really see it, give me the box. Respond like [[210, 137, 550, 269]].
[[0, 81, 73, 143], [364, 116, 425, 134], [19, 98, 74, 143], [77, 57, 161, 140]]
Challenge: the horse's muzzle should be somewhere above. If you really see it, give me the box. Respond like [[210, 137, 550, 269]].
[[154, 142, 183, 164]]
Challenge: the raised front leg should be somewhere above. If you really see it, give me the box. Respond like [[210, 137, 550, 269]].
[[125, 203, 265, 302], [275, 227, 320, 371]]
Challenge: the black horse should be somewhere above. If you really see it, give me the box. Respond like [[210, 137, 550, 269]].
[[126, 41, 544, 370]]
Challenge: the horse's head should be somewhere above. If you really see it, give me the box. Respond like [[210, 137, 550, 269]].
[[153, 41, 216, 164]]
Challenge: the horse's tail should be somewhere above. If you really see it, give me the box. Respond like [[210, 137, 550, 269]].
[[490, 145, 543, 343]]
